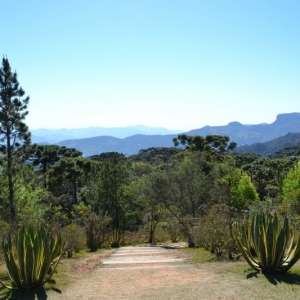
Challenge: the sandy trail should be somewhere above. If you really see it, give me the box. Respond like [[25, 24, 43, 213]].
[[48, 244, 217, 300]]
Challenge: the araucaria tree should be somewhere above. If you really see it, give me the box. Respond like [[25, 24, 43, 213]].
[[0, 57, 31, 223]]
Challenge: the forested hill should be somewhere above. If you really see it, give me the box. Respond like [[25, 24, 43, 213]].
[[234, 133, 300, 157], [57, 113, 300, 156]]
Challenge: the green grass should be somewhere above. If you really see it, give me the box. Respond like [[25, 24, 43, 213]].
[[179, 247, 217, 263], [178, 247, 300, 299]]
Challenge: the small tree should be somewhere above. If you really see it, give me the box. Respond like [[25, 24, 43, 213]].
[[72, 202, 110, 251], [97, 154, 131, 231], [136, 171, 168, 244], [230, 172, 258, 209], [0, 57, 31, 223], [85, 212, 110, 251], [282, 160, 300, 214]]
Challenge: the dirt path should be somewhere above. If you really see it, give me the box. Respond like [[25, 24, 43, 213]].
[[47, 244, 214, 299], [44, 245, 299, 300], [4, 244, 300, 299]]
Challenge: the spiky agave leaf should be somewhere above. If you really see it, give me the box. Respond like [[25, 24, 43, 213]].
[[0, 236, 21, 290], [233, 222, 261, 271], [233, 213, 300, 273], [0, 225, 63, 291]]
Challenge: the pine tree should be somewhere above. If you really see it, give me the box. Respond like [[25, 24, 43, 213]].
[[0, 57, 31, 223]]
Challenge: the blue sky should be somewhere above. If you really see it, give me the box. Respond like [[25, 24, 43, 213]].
[[1, 1, 300, 130]]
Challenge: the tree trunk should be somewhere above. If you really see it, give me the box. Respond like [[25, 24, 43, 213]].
[[148, 229, 155, 244], [73, 175, 78, 204], [187, 236, 196, 248], [7, 131, 16, 224]]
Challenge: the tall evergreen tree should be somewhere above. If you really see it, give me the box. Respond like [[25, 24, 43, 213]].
[[93, 154, 131, 231], [0, 57, 31, 222]]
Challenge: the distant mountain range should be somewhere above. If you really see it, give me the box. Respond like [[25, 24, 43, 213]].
[[31, 112, 300, 157], [188, 113, 300, 145], [31, 125, 182, 144]]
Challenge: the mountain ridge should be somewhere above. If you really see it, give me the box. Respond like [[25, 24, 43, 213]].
[[52, 112, 300, 156]]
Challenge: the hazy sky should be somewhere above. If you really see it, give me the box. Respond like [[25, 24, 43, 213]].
[[2, 1, 300, 131]]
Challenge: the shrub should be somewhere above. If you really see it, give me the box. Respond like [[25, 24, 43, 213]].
[[247, 198, 277, 216], [168, 220, 182, 243], [61, 224, 86, 257], [85, 212, 110, 251], [123, 230, 148, 245], [192, 204, 237, 259]]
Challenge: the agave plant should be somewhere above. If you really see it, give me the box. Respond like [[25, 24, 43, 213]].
[[0, 226, 64, 290], [233, 213, 300, 273]]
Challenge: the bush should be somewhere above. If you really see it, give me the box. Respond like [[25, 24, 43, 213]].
[[192, 204, 238, 259], [123, 230, 148, 245], [151, 222, 170, 243], [85, 212, 110, 251], [247, 198, 277, 216], [168, 221, 182, 243], [61, 224, 86, 257]]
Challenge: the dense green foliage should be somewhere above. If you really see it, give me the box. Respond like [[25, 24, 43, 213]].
[[27, 145, 82, 173], [89, 151, 126, 162], [229, 172, 259, 209], [173, 134, 237, 154], [129, 147, 182, 164], [281, 160, 300, 214]]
